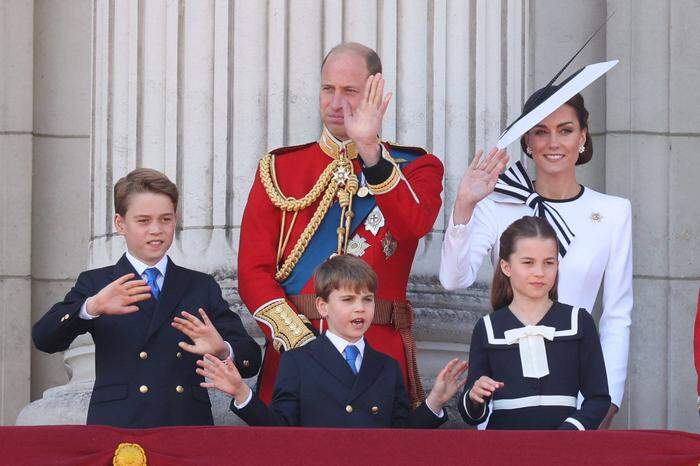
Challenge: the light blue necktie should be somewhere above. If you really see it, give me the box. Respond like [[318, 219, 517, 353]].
[[344, 345, 360, 375], [144, 267, 161, 301]]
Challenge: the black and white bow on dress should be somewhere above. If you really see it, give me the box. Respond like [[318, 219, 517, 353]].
[[493, 161, 575, 257]]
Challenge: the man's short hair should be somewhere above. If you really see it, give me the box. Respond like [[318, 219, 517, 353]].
[[114, 168, 179, 216], [321, 42, 382, 76], [314, 254, 378, 301]]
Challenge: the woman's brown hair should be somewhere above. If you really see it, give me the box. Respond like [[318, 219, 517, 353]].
[[491, 216, 559, 311]]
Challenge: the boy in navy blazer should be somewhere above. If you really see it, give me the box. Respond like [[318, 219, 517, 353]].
[[32, 168, 261, 428], [197, 255, 467, 428]]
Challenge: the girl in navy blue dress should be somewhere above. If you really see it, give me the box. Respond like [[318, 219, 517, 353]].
[[459, 216, 610, 430]]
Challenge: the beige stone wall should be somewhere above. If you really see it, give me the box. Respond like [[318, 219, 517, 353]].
[[0, 0, 33, 425], [30, 0, 93, 401], [604, 0, 700, 431]]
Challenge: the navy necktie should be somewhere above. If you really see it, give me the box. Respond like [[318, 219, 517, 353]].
[[344, 345, 360, 375], [144, 267, 161, 301]]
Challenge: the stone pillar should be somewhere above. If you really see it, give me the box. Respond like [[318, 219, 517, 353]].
[[16, 0, 94, 426], [0, 0, 33, 425], [606, 0, 700, 432], [21, 0, 529, 427]]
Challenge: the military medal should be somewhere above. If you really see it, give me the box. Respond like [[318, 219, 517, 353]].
[[381, 232, 397, 258], [346, 235, 370, 257], [333, 164, 352, 186], [364, 206, 385, 236], [357, 172, 370, 198]]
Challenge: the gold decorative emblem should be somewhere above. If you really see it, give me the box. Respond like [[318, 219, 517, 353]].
[[346, 235, 371, 257], [259, 151, 358, 281], [364, 206, 385, 236], [333, 164, 352, 186], [357, 186, 370, 198], [590, 212, 603, 223], [381, 232, 397, 258], [113, 443, 147, 466]]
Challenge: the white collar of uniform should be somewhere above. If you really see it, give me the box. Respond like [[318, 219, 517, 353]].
[[125, 251, 169, 278], [324, 330, 365, 358]]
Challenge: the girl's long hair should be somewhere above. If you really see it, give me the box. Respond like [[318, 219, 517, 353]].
[[491, 216, 559, 311]]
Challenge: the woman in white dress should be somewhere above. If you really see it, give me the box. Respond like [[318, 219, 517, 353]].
[[440, 90, 632, 428]]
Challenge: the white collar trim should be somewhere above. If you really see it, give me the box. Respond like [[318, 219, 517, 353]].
[[483, 307, 579, 345]]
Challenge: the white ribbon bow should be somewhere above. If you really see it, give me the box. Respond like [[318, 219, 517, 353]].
[[504, 325, 556, 379]]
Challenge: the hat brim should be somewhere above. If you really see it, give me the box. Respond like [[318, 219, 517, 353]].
[[496, 60, 618, 149]]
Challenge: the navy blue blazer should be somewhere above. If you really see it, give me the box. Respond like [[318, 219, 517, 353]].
[[32, 254, 261, 428], [459, 302, 610, 430], [232, 334, 445, 428]]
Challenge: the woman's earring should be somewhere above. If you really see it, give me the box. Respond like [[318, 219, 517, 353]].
[[526, 146, 533, 155], [578, 145, 585, 154]]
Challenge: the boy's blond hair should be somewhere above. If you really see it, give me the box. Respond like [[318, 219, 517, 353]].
[[314, 255, 377, 301], [114, 168, 178, 216]]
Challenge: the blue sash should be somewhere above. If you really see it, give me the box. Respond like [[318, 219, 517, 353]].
[[280, 195, 376, 295], [279, 147, 422, 295]]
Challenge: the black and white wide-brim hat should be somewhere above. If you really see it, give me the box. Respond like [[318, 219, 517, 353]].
[[496, 15, 619, 152], [496, 60, 618, 151]]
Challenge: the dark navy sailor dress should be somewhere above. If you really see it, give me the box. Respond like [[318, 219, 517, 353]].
[[459, 301, 610, 430]]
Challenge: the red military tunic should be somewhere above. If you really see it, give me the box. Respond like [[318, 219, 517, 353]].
[[238, 127, 444, 405]]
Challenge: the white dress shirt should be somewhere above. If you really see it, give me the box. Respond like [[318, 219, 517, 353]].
[[440, 186, 633, 407]]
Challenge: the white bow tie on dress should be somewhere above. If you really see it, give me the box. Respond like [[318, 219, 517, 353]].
[[503, 325, 556, 379]]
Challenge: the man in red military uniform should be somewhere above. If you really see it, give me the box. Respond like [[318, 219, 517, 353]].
[[238, 42, 443, 406]]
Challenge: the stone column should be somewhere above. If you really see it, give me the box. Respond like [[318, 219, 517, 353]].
[[606, 0, 700, 432], [16, 0, 94, 426], [0, 0, 33, 425], [21, 0, 529, 427]]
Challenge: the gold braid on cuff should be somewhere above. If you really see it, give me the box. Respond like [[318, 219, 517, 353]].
[[367, 148, 402, 195], [253, 300, 316, 352]]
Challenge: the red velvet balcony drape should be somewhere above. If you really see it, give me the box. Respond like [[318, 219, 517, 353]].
[[0, 425, 698, 466]]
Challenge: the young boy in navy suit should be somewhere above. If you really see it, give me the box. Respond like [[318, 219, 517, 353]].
[[197, 254, 467, 428], [32, 168, 261, 428]]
